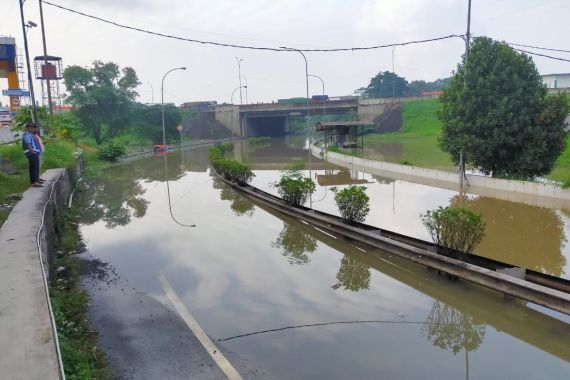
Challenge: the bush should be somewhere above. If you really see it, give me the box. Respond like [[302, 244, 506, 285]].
[[421, 206, 485, 255], [275, 169, 315, 207], [331, 185, 370, 222], [209, 146, 254, 185], [96, 141, 126, 162]]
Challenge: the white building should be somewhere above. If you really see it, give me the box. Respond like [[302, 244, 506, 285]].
[[542, 73, 570, 90]]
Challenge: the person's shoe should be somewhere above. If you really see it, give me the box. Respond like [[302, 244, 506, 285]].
[[37, 178, 46, 183], [31, 182, 44, 187]]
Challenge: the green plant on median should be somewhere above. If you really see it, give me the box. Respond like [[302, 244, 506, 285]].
[[96, 141, 126, 162], [421, 206, 485, 255], [331, 185, 370, 223], [274, 166, 316, 207], [209, 146, 254, 185]]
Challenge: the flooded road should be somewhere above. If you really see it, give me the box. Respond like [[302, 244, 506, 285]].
[[78, 141, 570, 379]]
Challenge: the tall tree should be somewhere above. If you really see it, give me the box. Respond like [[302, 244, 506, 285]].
[[355, 71, 408, 98], [439, 37, 569, 178], [64, 61, 140, 144]]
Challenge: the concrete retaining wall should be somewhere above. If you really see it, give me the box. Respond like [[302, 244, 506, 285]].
[[313, 146, 570, 210], [0, 157, 82, 379]]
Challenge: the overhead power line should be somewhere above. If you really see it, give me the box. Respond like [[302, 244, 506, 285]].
[[512, 48, 570, 63], [42, 0, 462, 52], [507, 42, 570, 54]]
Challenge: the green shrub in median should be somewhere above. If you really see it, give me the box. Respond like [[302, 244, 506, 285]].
[[331, 185, 370, 223], [275, 168, 316, 207], [209, 146, 254, 185], [96, 141, 126, 162], [420, 206, 485, 255]]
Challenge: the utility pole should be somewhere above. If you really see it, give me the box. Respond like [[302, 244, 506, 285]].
[[38, 0, 53, 115], [19, 0, 37, 123], [235, 57, 243, 104], [460, 0, 473, 192]]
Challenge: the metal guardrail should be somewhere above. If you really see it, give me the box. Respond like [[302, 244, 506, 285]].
[[213, 171, 570, 316]]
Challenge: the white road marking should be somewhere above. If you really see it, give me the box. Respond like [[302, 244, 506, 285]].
[[159, 273, 243, 380]]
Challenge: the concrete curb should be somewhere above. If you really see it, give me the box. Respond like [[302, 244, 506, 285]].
[[0, 169, 69, 380], [311, 145, 570, 210]]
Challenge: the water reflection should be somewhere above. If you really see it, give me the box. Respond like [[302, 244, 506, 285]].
[[216, 180, 255, 217], [451, 194, 567, 277], [80, 165, 149, 228], [422, 301, 486, 355], [271, 222, 318, 264], [331, 255, 371, 291]]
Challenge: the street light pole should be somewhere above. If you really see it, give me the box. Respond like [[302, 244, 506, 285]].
[[19, 0, 37, 123], [308, 74, 325, 122], [231, 85, 246, 105], [235, 57, 243, 104], [242, 75, 248, 104], [281, 46, 312, 206], [161, 67, 186, 147], [146, 81, 154, 103]]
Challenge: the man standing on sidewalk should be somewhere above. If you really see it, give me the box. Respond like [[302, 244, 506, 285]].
[[22, 123, 43, 187]]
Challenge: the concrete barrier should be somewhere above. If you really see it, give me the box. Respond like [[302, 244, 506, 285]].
[[0, 157, 82, 379], [312, 146, 570, 210]]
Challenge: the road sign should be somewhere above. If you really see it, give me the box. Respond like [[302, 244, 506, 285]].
[[176, 124, 183, 132], [2, 89, 30, 97]]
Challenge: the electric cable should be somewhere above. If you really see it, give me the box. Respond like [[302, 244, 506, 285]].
[[42, 0, 463, 52], [511, 48, 570, 63], [218, 319, 429, 342], [506, 42, 570, 54]]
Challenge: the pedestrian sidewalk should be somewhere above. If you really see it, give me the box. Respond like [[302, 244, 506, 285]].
[[0, 169, 63, 380]]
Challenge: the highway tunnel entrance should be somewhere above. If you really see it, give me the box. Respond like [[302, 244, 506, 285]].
[[245, 115, 289, 137]]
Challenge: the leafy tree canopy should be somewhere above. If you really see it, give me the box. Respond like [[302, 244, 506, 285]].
[[64, 61, 140, 144], [439, 37, 569, 178], [356, 71, 409, 98], [356, 71, 450, 98]]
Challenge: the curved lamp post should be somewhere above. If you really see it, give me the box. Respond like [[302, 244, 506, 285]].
[[280, 46, 313, 206], [235, 57, 243, 104], [308, 74, 325, 122], [161, 66, 186, 147], [231, 85, 247, 105]]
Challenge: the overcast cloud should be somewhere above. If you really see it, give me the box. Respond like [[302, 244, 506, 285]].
[[1, 0, 569, 106]]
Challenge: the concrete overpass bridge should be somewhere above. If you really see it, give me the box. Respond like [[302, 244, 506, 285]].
[[214, 98, 396, 137]]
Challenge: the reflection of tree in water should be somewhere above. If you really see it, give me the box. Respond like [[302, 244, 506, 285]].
[[220, 186, 255, 217], [422, 301, 486, 354], [271, 223, 317, 265], [79, 166, 149, 228], [450, 195, 567, 276], [212, 176, 255, 217], [332, 255, 371, 291]]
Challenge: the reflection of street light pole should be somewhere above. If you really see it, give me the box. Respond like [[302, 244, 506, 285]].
[[19, 0, 38, 122], [146, 81, 154, 103], [235, 57, 243, 104], [231, 85, 247, 105], [281, 46, 312, 206], [242, 75, 248, 104], [161, 67, 186, 147], [308, 74, 326, 122]]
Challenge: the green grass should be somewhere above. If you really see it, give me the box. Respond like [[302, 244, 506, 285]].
[[360, 99, 455, 170], [50, 206, 110, 379], [354, 98, 570, 182]]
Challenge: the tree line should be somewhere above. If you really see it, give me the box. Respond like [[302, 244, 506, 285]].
[[355, 72, 451, 98]]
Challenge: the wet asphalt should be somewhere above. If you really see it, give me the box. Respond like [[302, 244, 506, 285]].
[[80, 254, 276, 380]]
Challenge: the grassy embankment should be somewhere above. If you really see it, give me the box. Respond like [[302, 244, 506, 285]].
[[354, 98, 570, 184]]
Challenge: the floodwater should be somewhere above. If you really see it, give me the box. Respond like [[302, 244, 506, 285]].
[[78, 139, 570, 379]]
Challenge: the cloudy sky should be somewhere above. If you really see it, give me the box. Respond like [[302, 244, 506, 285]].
[[1, 0, 569, 106]]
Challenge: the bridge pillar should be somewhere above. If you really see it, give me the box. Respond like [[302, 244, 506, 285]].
[[214, 105, 241, 137]]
